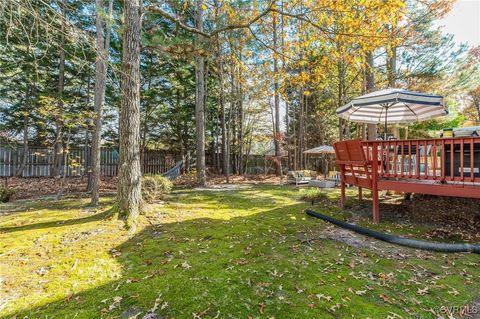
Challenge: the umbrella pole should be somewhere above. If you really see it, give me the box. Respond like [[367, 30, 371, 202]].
[[384, 107, 388, 140]]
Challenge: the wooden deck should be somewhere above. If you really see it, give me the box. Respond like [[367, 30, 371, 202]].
[[334, 137, 480, 223]]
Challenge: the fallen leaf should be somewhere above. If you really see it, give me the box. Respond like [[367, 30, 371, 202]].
[[126, 278, 140, 283], [108, 296, 123, 311], [259, 302, 265, 314], [316, 294, 332, 302], [329, 303, 341, 312], [379, 294, 393, 304], [447, 288, 459, 296], [417, 287, 429, 295]]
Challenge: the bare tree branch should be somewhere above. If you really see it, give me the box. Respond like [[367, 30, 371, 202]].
[[248, 26, 297, 62], [146, 5, 210, 37], [146, 1, 275, 38]]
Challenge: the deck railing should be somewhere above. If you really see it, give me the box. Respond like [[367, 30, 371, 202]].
[[362, 137, 480, 184]]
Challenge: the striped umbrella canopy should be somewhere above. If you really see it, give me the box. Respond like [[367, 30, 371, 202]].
[[303, 145, 335, 155], [337, 88, 447, 137]]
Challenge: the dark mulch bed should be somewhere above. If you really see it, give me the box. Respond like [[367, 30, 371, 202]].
[[386, 195, 480, 228], [3, 174, 281, 200], [2, 176, 117, 200], [351, 193, 480, 240]]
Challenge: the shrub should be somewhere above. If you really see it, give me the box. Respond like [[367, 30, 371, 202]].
[[142, 175, 173, 203], [142, 176, 157, 203], [300, 188, 328, 204], [154, 174, 173, 195], [0, 186, 16, 203]]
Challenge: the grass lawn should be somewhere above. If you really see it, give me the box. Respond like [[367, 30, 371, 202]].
[[1, 185, 479, 318]]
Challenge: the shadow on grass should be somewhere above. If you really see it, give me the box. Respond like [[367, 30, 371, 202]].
[[0, 186, 291, 235], [7, 194, 116, 212], [6, 202, 338, 319], [0, 209, 113, 234], [4, 188, 479, 319]]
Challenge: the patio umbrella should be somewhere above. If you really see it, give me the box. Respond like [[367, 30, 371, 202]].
[[336, 88, 447, 138], [304, 145, 335, 177], [303, 145, 335, 155]]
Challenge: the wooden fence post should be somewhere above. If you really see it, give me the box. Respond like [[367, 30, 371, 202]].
[[371, 144, 380, 223], [340, 178, 346, 209]]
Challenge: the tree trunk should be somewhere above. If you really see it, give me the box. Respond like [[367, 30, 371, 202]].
[[117, 0, 142, 230], [231, 108, 237, 174], [230, 61, 237, 175], [237, 53, 244, 175], [281, 2, 290, 171], [387, 46, 397, 88], [292, 102, 297, 171], [182, 90, 190, 173], [91, 0, 112, 206], [85, 72, 94, 192], [365, 52, 377, 140], [52, 0, 66, 177], [175, 90, 186, 172], [273, 12, 282, 179], [337, 61, 349, 141], [215, 122, 220, 171], [387, 45, 400, 138], [16, 115, 29, 177], [299, 91, 305, 167], [213, 1, 228, 179], [304, 95, 308, 169], [226, 68, 235, 182], [218, 48, 228, 178], [140, 77, 153, 170], [477, 99, 480, 124], [139, 58, 154, 172], [194, 0, 206, 186], [56, 129, 71, 199]]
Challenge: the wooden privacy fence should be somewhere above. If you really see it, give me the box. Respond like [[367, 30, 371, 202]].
[[0, 145, 175, 177]]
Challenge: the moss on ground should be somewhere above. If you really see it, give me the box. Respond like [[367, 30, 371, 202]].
[[1, 185, 479, 318]]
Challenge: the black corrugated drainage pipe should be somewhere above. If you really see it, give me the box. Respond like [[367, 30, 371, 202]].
[[305, 209, 480, 254]]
